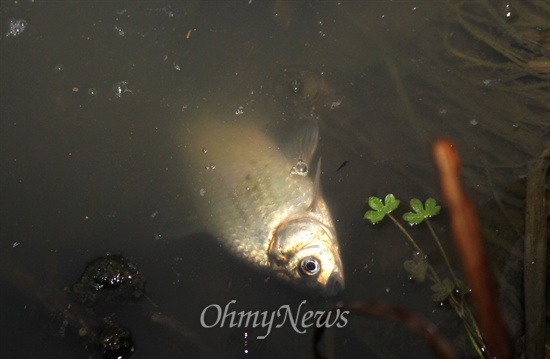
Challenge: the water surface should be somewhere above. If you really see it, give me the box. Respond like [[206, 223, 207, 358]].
[[1, 1, 547, 358]]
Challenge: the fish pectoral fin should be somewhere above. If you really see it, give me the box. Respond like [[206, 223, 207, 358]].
[[284, 119, 319, 165], [152, 211, 205, 242], [308, 157, 323, 213]]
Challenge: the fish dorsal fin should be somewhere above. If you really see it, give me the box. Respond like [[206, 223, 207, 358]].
[[286, 120, 319, 165], [308, 157, 323, 212]]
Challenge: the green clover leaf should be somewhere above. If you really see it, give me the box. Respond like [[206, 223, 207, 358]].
[[364, 194, 400, 224], [403, 252, 428, 282], [431, 278, 455, 302], [454, 278, 470, 295], [402, 198, 441, 225]]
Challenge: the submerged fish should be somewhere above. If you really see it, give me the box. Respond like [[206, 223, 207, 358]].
[[180, 118, 344, 296]]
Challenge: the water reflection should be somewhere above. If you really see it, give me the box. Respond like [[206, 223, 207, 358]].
[[1, 1, 547, 358]]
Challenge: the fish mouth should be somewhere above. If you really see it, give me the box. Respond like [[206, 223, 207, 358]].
[[324, 269, 345, 296]]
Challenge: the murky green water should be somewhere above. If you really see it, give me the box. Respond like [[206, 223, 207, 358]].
[[1, 1, 547, 358]]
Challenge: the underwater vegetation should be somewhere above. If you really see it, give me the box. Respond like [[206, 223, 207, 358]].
[[314, 140, 521, 359], [364, 193, 485, 358]]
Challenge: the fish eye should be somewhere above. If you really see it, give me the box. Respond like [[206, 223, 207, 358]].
[[299, 257, 320, 276]]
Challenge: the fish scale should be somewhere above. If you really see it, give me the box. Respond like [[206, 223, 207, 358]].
[[181, 118, 344, 295], [218, 157, 312, 261]]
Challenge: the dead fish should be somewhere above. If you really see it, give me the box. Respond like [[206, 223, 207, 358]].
[[180, 118, 344, 296]]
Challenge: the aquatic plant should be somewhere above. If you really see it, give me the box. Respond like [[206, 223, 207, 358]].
[[364, 194, 486, 358]]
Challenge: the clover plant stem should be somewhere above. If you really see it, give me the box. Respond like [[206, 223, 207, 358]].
[[464, 301, 484, 344], [387, 213, 422, 253], [427, 264, 441, 284], [426, 219, 485, 356], [450, 294, 484, 358], [426, 219, 460, 283], [372, 198, 485, 357], [456, 290, 486, 357], [388, 213, 442, 283], [465, 325, 485, 358]]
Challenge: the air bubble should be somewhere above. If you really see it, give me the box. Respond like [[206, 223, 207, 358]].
[[6, 19, 27, 37], [114, 26, 125, 37], [112, 80, 132, 98], [330, 98, 342, 109], [290, 160, 308, 176]]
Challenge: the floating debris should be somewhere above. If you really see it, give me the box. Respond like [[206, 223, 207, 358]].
[[114, 26, 125, 37], [0, 257, 138, 358], [6, 19, 27, 37], [112, 81, 132, 98], [99, 318, 135, 359], [335, 160, 349, 172], [69, 254, 146, 307]]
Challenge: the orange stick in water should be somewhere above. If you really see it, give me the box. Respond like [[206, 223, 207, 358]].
[[433, 139, 512, 359]]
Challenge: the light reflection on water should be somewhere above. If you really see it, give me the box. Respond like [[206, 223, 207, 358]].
[[1, 1, 545, 358]]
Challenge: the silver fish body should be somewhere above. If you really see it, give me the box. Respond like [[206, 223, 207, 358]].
[[181, 118, 344, 296]]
